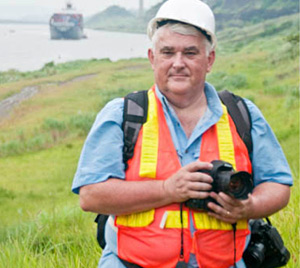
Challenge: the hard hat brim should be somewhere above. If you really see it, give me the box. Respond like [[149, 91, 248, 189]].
[[147, 17, 217, 49]]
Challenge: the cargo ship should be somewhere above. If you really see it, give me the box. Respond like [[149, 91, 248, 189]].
[[49, 2, 85, 40]]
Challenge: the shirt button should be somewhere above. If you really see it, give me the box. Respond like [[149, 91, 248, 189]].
[[185, 149, 188, 154]]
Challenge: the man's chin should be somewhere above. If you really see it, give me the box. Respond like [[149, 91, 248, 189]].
[[167, 81, 190, 93]]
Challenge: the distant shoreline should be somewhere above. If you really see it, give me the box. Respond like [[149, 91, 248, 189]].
[[0, 20, 145, 35], [0, 20, 48, 25]]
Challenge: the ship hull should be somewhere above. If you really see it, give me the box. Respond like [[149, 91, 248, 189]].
[[50, 25, 83, 40]]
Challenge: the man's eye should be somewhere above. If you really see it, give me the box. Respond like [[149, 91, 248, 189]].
[[162, 51, 173, 55], [185, 51, 197, 56]]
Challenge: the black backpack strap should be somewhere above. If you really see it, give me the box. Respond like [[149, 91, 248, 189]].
[[122, 90, 148, 168], [94, 214, 109, 249], [218, 90, 253, 154], [94, 90, 149, 250]]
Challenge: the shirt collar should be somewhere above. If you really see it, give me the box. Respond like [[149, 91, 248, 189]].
[[154, 82, 223, 120], [154, 83, 223, 148]]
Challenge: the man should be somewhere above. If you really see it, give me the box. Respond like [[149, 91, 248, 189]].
[[72, 0, 292, 267]]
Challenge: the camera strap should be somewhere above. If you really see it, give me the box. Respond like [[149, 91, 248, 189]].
[[175, 203, 188, 268], [232, 223, 238, 268]]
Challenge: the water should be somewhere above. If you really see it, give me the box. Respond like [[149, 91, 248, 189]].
[[0, 23, 152, 72]]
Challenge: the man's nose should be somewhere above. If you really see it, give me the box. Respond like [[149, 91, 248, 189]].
[[172, 53, 185, 69]]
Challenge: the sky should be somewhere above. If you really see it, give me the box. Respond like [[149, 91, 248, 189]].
[[0, 0, 162, 19]]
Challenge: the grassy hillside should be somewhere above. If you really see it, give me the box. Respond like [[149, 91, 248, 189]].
[[209, 0, 299, 30], [86, 0, 299, 33], [0, 13, 299, 268], [85, 5, 143, 33]]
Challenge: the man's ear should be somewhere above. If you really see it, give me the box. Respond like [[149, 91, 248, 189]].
[[206, 50, 216, 73], [148, 48, 155, 70]]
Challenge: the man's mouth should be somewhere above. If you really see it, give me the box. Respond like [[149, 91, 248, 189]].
[[169, 73, 188, 78]]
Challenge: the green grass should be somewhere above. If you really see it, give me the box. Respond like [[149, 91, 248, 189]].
[[1, 206, 100, 268], [0, 14, 299, 267], [0, 142, 101, 267]]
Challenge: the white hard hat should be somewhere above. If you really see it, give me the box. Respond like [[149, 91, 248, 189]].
[[147, 0, 216, 48]]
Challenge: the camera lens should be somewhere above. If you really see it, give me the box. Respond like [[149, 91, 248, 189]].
[[214, 170, 252, 199], [229, 176, 243, 192], [228, 171, 253, 199], [244, 243, 266, 268]]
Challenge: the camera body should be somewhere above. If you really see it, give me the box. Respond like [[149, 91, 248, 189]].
[[243, 219, 290, 268], [185, 160, 253, 211]]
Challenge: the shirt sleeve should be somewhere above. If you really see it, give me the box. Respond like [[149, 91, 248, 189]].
[[244, 99, 293, 186], [72, 98, 125, 194]]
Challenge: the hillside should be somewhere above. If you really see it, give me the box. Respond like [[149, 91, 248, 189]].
[[0, 9, 299, 268], [86, 5, 142, 32], [86, 0, 299, 33], [208, 0, 299, 30]]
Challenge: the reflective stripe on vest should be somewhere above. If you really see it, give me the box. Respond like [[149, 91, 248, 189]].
[[193, 212, 248, 230], [116, 209, 155, 227], [217, 103, 236, 170], [139, 89, 159, 178]]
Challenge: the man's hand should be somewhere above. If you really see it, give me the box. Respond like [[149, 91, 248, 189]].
[[207, 192, 253, 224], [206, 182, 290, 223], [163, 161, 213, 203]]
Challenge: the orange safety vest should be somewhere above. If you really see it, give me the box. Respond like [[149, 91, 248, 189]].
[[115, 86, 252, 268]]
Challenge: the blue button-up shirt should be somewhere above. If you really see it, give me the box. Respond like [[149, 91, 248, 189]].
[[72, 82, 292, 268]]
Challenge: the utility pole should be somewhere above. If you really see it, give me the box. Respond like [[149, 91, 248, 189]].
[[139, 0, 144, 18]]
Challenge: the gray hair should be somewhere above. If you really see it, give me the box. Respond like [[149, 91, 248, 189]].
[[151, 22, 213, 56]]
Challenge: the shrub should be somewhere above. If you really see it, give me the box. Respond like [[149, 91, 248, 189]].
[[69, 113, 96, 135], [208, 72, 248, 91], [43, 118, 67, 131]]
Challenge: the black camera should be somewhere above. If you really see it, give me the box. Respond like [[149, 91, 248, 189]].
[[243, 219, 290, 268], [185, 160, 253, 211]]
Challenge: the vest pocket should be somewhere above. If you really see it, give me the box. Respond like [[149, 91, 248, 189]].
[[116, 209, 155, 227], [193, 228, 249, 268]]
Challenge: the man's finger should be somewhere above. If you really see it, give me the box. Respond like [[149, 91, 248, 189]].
[[184, 160, 213, 173]]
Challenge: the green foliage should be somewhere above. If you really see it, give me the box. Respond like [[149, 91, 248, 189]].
[[86, 5, 140, 32], [208, 72, 248, 91], [0, 187, 16, 200], [0, 134, 51, 157], [0, 206, 100, 268], [69, 113, 96, 134], [95, 5, 132, 17], [43, 118, 67, 131], [0, 113, 97, 158], [0, 59, 111, 85], [285, 32, 300, 59], [85, 0, 299, 34], [0, 69, 26, 84]]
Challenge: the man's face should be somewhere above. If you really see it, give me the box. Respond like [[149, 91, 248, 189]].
[[148, 27, 215, 98]]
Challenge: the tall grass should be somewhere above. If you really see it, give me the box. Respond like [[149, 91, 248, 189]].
[[0, 113, 96, 157], [1, 207, 100, 268]]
